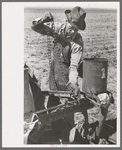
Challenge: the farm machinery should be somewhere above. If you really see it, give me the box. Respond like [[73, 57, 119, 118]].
[[24, 58, 116, 145]]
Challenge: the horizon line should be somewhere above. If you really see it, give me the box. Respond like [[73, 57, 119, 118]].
[[24, 6, 117, 10]]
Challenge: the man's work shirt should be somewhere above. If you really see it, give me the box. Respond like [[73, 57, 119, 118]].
[[31, 18, 84, 90]]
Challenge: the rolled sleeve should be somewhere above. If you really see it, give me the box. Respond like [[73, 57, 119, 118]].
[[31, 21, 53, 36], [69, 43, 83, 83], [31, 17, 54, 36]]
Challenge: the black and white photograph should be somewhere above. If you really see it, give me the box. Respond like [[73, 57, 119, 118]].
[[2, 1, 120, 147]]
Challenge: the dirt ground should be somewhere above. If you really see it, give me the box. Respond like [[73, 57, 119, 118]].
[[24, 7, 117, 143]]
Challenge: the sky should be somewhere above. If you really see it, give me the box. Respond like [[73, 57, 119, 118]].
[[23, 2, 119, 9]]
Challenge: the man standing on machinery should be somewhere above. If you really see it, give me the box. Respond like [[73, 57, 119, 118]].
[[31, 6, 87, 142], [31, 6, 85, 97], [30, 6, 113, 144]]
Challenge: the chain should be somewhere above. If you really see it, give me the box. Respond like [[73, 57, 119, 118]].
[[47, 22, 58, 91]]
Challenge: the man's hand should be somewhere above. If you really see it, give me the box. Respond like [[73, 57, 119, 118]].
[[68, 82, 80, 98], [42, 12, 54, 23]]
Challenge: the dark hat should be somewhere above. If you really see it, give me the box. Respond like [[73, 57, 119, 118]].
[[65, 6, 86, 30]]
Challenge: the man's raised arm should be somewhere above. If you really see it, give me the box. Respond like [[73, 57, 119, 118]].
[[31, 12, 54, 36]]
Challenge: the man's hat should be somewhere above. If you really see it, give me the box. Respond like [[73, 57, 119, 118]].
[[65, 6, 86, 30]]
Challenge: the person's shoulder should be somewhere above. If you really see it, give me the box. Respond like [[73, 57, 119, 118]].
[[75, 33, 83, 39], [73, 33, 84, 47]]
